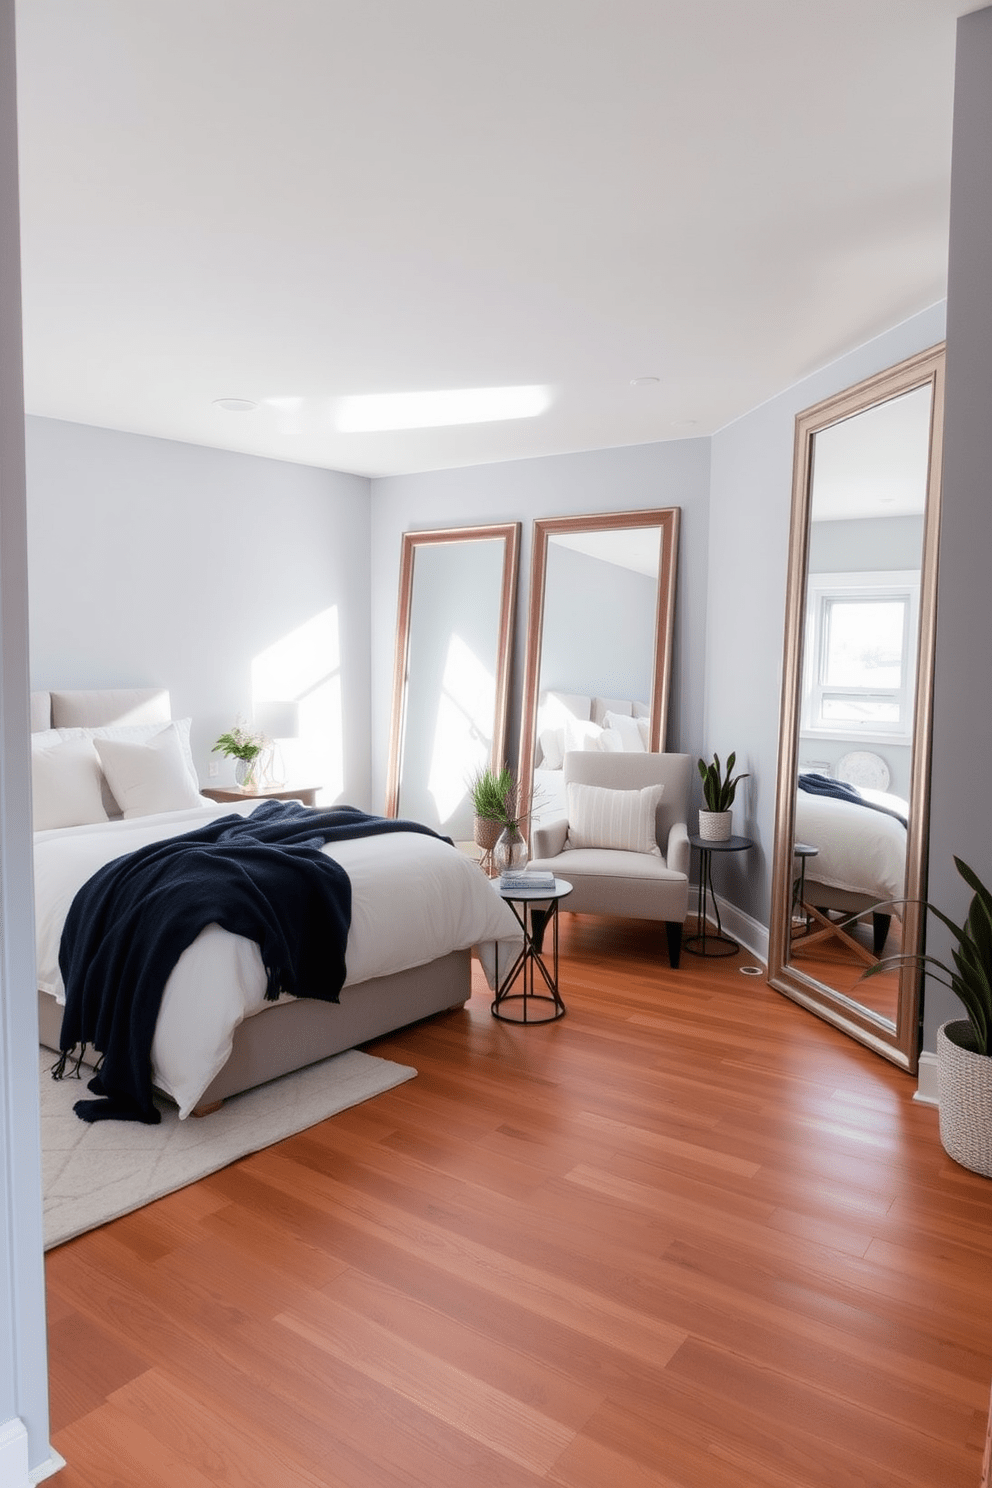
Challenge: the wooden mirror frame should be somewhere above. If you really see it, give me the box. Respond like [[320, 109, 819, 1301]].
[[516, 507, 680, 822], [767, 345, 945, 1072], [385, 523, 520, 820]]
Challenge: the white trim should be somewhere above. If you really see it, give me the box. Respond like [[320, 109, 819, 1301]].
[[692, 883, 768, 965], [914, 1050, 939, 1106], [0, 1420, 28, 1488]]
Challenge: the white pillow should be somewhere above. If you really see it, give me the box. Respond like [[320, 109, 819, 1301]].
[[31, 736, 110, 831], [603, 711, 646, 752], [539, 726, 565, 771], [565, 781, 664, 855], [94, 724, 205, 819], [598, 729, 623, 753], [564, 716, 604, 754], [57, 718, 198, 814], [636, 716, 651, 749]]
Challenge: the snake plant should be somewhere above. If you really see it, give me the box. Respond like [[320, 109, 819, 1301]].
[[697, 751, 749, 813], [863, 856, 992, 1056]]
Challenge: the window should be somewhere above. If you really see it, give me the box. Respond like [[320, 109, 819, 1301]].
[[802, 570, 919, 741]]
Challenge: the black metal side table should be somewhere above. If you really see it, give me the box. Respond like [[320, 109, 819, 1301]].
[[685, 834, 753, 956], [492, 879, 572, 1023], [791, 842, 819, 939]]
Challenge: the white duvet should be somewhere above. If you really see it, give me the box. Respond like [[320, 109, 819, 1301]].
[[34, 802, 521, 1117], [794, 789, 908, 910]]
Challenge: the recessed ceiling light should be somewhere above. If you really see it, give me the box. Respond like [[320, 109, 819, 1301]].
[[630, 376, 660, 387], [671, 418, 699, 429], [213, 398, 258, 413], [336, 385, 552, 433]]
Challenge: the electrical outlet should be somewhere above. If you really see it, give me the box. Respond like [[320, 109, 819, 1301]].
[[208, 761, 219, 778]]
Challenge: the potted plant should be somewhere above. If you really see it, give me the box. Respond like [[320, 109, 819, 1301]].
[[864, 856, 992, 1177], [212, 720, 266, 793], [696, 751, 748, 842], [469, 765, 527, 873]]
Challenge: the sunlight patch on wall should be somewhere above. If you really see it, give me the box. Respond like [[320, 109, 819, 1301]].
[[252, 607, 343, 802], [427, 633, 495, 827]]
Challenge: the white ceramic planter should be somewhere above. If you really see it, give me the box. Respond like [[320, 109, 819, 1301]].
[[698, 809, 732, 842], [937, 1019, 992, 1178]]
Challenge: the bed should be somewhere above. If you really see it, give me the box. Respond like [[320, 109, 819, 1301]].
[[793, 775, 908, 957], [532, 690, 652, 824], [32, 688, 521, 1117]]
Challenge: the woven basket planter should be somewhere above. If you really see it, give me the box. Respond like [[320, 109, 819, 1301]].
[[937, 1020, 992, 1178], [698, 809, 732, 842], [473, 816, 503, 853]]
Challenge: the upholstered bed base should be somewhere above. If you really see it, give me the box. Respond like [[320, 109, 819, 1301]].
[[32, 685, 472, 1111], [37, 948, 470, 1110], [801, 880, 892, 957]]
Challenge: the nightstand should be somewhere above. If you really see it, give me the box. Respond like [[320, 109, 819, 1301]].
[[201, 783, 320, 808]]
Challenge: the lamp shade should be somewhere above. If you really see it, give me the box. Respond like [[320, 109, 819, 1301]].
[[254, 700, 300, 739]]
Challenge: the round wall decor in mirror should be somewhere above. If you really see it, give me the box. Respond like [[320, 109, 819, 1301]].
[[835, 751, 891, 791]]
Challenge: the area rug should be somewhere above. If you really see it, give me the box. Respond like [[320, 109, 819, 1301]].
[[39, 1047, 416, 1249]]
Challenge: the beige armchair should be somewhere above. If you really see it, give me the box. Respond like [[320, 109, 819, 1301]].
[[529, 752, 692, 967]]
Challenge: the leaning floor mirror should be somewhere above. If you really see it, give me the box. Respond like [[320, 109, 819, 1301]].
[[516, 507, 680, 828], [385, 523, 520, 841], [768, 345, 945, 1072]]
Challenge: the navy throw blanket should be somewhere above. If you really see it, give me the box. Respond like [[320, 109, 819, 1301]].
[[797, 772, 908, 827], [56, 800, 448, 1124]]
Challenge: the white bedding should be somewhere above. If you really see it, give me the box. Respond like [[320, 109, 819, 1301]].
[[35, 802, 521, 1117], [794, 789, 908, 911]]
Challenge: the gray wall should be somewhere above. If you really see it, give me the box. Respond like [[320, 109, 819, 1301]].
[[25, 417, 373, 807], [808, 514, 924, 574], [540, 543, 656, 702], [370, 438, 712, 813], [0, 0, 50, 1476], [705, 301, 947, 928], [926, 6, 992, 1048]]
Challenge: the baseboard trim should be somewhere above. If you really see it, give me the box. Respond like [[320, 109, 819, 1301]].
[[914, 1050, 939, 1106], [692, 886, 768, 967]]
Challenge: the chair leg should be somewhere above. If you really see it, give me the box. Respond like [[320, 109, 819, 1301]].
[[872, 912, 892, 957], [665, 920, 683, 969]]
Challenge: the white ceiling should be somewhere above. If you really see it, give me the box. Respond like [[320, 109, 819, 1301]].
[[13, 1, 971, 479], [811, 383, 933, 521]]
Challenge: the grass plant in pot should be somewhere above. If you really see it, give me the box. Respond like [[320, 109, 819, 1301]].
[[863, 856, 992, 1177], [469, 765, 526, 875], [696, 751, 748, 842]]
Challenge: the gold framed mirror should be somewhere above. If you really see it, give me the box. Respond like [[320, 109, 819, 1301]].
[[385, 523, 520, 838], [768, 345, 945, 1072], [516, 508, 680, 827]]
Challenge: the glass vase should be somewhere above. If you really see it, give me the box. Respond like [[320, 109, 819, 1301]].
[[235, 757, 261, 793], [494, 823, 528, 875]]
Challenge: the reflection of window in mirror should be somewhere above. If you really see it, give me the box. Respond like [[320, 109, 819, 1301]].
[[802, 570, 920, 739]]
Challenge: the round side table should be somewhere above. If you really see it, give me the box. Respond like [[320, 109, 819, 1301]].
[[492, 879, 572, 1023], [685, 834, 753, 956]]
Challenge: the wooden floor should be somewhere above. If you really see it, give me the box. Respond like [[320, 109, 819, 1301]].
[[45, 914, 992, 1488]]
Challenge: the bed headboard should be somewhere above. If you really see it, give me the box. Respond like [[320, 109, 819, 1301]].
[[30, 688, 171, 733]]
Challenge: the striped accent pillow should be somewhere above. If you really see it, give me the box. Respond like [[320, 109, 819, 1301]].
[[565, 782, 663, 855]]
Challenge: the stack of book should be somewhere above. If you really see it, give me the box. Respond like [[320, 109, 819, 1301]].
[[498, 868, 557, 892]]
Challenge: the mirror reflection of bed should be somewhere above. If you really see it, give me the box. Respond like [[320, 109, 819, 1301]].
[[769, 346, 944, 1071]]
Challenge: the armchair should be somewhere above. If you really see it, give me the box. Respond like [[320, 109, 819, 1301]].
[[529, 752, 692, 967]]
